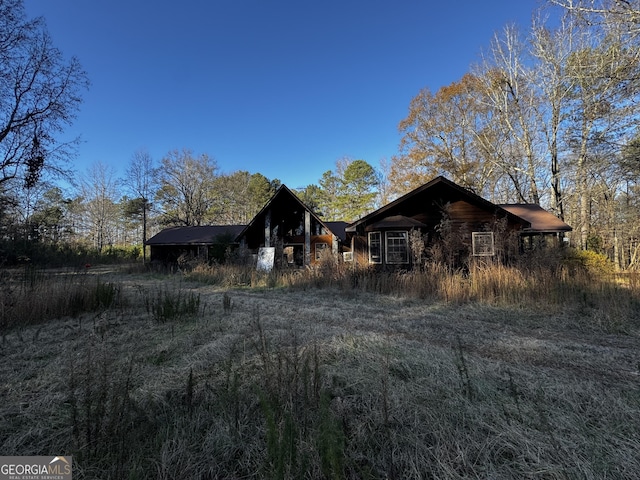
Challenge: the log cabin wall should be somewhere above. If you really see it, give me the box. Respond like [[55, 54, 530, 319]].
[[345, 177, 532, 268]]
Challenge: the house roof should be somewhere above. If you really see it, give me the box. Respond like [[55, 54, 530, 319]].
[[324, 221, 350, 242], [236, 184, 347, 242], [346, 176, 528, 232], [365, 215, 427, 231], [498, 204, 572, 233], [146, 225, 246, 245]]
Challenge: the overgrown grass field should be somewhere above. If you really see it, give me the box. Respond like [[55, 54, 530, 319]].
[[1, 261, 639, 479]]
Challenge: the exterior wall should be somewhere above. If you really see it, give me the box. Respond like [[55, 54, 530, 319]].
[[445, 201, 512, 232], [350, 202, 524, 268], [279, 234, 338, 266], [150, 245, 203, 264], [351, 234, 371, 266], [310, 234, 334, 264], [242, 211, 343, 267], [345, 178, 569, 269]]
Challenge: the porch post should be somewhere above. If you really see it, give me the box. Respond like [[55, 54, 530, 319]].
[[304, 210, 311, 266], [264, 209, 271, 248], [351, 235, 355, 264]]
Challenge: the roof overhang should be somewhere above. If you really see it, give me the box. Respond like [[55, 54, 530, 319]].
[[365, 215, 427, 231], [145, 225, 246, 246], [498, 204, 572, 233]]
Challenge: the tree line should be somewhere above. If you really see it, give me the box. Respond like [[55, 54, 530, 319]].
[[1, 0, 639, 268], [0, 146, 380, 264]]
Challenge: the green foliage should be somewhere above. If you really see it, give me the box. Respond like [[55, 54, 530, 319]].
[[0, 239, 141, 267], [259, 389, 300, 479], [101, 244, 141, 261], [121, 196, 149, 221], [248, 172, 280, 216], [257, 387, 345, 480], [296, 184, 324, 214], [88, 279, 120, 311], [68, 351, 154, 478], [335, 159, 379, 221], [317, 159, 379, 221], [317, 391, 346, 480], [54, 277, 121, 318], [564, 248, 616, 275], [27, 187, 68, 243], [586, 234, 604, 253], [207, 233, 239, 263], [318, 169, 342, 220]]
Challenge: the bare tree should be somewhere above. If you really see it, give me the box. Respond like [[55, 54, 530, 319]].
[[530, 13, 581, 220], [80, 161, 120, 252], [478, 24, 543, 204], [563, 38, 639, 248], [549, 0, 640, 36], [0, 0, 88, 188], [156, 149, 219, 226], [547, 0, 640, 250], [124, 149, 156, 262]]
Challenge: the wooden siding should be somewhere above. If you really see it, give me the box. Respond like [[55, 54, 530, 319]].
[[352, 235, 369, 266], [310, 234, 334, 264], [346, 177, 531, 267]]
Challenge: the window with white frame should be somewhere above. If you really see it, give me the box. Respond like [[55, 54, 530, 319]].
[[368, 232, 382, 263], [385, 231, 409, 264], [472, 232, 495, 256], [315, 242, 328, 260]]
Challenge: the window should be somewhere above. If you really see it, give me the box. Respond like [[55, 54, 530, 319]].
[[283, 244, 304, 266], [315, 242, 328, 260], [385, 231, 409, 264], [343, 251, 353, 262], [283, 246, 295, 264], [368, 232, 381, 263], [472, 232, 495, 256]]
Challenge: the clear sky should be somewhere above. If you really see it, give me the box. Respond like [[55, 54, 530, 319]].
[[25, 0, 541, 190]]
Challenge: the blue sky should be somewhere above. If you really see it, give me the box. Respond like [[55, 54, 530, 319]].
[[25, 0, 541, 190]]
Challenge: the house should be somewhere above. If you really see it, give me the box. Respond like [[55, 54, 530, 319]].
[[146, 177, 571, 269], [146, 225, 246, 264], [236, 185, 349, 267], [345, 176, 572, 267]]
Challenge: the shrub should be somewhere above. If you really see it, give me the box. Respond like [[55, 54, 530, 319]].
[[563, 248, 616, 276]]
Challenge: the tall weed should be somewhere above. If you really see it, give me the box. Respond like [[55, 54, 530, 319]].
[[0, 268, 124, 329], [143, 283, 202, 323], [184, 255, 639, 331]]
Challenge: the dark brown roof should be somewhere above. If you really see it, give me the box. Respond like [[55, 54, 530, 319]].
[[365, 215, 427, 231], [146, 225, 246, 245], [498, 204, 572, 233], [324, 221, 350, 242], [346, 176, 527, 232]]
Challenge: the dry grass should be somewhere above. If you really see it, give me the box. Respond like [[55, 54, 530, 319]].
[[0, 263, 639, 479]]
